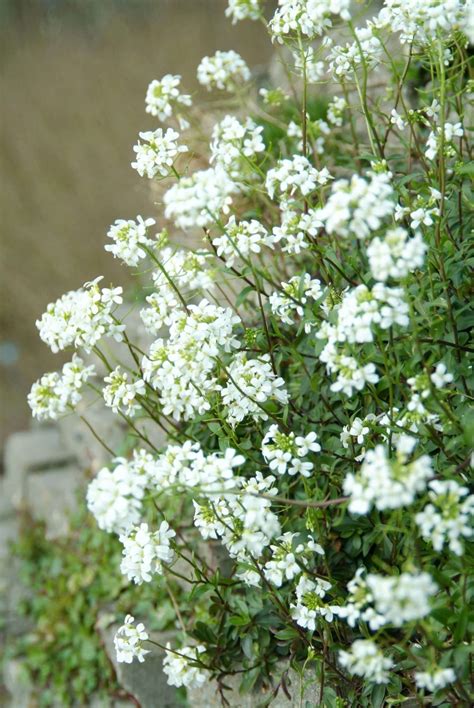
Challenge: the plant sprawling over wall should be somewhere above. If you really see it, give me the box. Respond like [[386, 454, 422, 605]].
[[28, 1, 473, 705]]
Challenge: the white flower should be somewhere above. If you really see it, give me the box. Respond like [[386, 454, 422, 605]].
[[264, 532, 301, 586], [410, 206, 439, 230], [328, 356, 380, 398], [339, 640, 393, 684], [367, 227, 426, 281], [366, 571, 437, 626], [164, 167, 237, 230], [132, 128, 187, 179], [266, 155, 331, 201], [103, 366, 145, 417], [340, 414, 376, 448], [295, 431, 321, 456], [213, 216, 275, 268], [105, 216, 156, 267], [415, 667, 456, 692], [86, 457, 149, 534], [28, 355, 95, 421], [344, 437, 433, 514], [431, 362, 454, 389], [415, 479, 474, 556], [261, 424, 320, 476], [269, 274, 323, 331], [142, 300, 241, 422], [114, 615, 149, 664], [390, 109, 407, 131], [271, 207, 322, 254], [319, 283, 409, 349], [327, 96, 346, 126], [381, 0, 468, 45], [219, 353, 289, 426], [120, 521, 175, 584], [327, 22, 382, 78], [197, 50, 250, 91], [145, 74, 191, 124], [270, 0, 351, 41], [291, 575, 337, 630], [226, 0, 261, 23], [338, 568, 438, 630], [315, 171, 394, 239], [163, 644, 208, 688], [425, 122, 463, 161], [36, 277, 124, 353], [210, 114, 265, 177]]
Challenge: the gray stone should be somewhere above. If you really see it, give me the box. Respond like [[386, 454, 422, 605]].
[[3, 426, 75, 510], [187, 663, 320, 707], [25, 463, 83, 538], [2, 659, 34, 708]]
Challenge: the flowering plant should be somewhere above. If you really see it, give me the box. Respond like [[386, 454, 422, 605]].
[[29, 0, 473, 704]]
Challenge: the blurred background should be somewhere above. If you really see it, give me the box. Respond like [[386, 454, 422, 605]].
[[0, 0, 273, 452]]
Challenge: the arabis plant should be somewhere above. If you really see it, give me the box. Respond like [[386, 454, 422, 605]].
[[29, 1, 473, 704]]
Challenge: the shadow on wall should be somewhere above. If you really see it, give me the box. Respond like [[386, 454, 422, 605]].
[[0, 0, 272, 448]]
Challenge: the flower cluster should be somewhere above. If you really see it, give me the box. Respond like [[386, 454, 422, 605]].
[[270, 0, 351, 41], [164, 166, 237, 229], [103, 366, 145, 417], [416, 480, 474, 556], [327, 22, 383, 78], [210, 114, 265, 176], [338, 568, 438, 630], [367, 227, 426, 281], [36, 277, 124, 353], [120, 521, 175, 584], [219, 353, 289, 426], [266, 155, 331, 201], [142, 300, 241, 420], [269, 274, 323, 329], [114, 615, 150, 664], [315, 171, 394, 239], [193, 469, 281, 571], [414, 667, 457, 693], [145, 74, 191, 126], [344, 436, 433, 514], [140, 246, 215, 333], [226, 0, 261, 24], [339, 640, 393, 684], [28, 355, 95, 421], [264, 533, 324, 586], [163, 644, 208, 688], [104, 216, 156, 267], [86, 453, 150, 534], [261, 424, 320, 476], [381, 0, 470, 45], [212, 216, 275, 268], [132, 128, 187, 179], [271, 207, 322, 253], [291, 574, 338, 630], [425, 122, 464, 161], [197, 50, 250, 91]]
